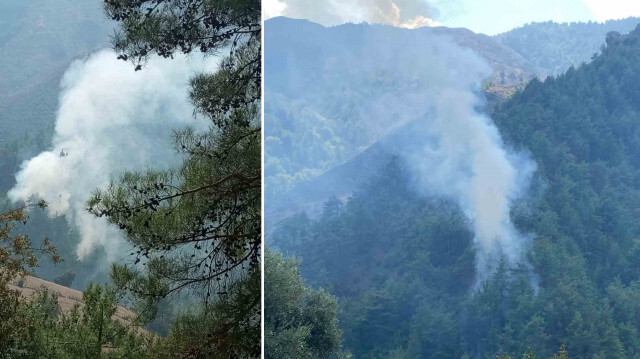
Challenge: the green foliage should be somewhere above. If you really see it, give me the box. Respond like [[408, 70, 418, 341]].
[[0, 205, 57, 356], [0, 207, 149, 358], [94, 0, 261, 299], [1, 285, 153, 358], [0, 204, 59, 284], [264, 249, 347, 359], [86, 0, 262, 357], [32, 284, 152, 358], [497, 344, 568, 358], [2, 0, 261, 357], [150, 269, 260, 358]]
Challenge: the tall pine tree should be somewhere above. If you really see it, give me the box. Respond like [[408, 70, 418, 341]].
[[89, 1, 261, 356]]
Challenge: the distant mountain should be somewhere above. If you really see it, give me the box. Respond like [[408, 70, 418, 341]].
[[495, 17, 640, 75], [0, 0, 111, 143], [0, 0, 111, 95], [426, 25, 546, 84]]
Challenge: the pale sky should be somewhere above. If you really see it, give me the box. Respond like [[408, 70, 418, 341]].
[[264, 0, 640, 35]]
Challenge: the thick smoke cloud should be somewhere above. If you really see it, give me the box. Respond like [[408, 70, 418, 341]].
[[9, 50, 213, 262], [265, 0, 441, 28]]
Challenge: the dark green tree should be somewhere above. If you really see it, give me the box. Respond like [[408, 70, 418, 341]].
[[265, 248, 348, 359]]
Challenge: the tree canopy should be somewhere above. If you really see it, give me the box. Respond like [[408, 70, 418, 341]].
[[265, 248, 348, 359]]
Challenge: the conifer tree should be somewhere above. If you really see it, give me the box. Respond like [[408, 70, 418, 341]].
[[88, 0, 261, 356]]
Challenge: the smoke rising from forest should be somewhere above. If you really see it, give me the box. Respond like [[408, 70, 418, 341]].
[[8, 50, 213, 262], [268, 24, 537, 284], [365, 30, 536, 284], [398, 88, 536, 285], [361, 30, 536, 284]]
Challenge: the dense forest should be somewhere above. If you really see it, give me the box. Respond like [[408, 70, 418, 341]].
[[268, 23, 640, 359]]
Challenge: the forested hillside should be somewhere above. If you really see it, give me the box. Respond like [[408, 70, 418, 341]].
[[270, 24, 640, 358], [496, 17, 640, 75]]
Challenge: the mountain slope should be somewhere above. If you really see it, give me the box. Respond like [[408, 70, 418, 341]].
[[0, 1, 114, 291], [0, 0, 110, 95], [266, 17, 640, 225], [0, 0, 111, 143]]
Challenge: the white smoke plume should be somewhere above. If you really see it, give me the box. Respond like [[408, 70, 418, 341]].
[[399, 88, 536, 285], [355, 31, 536, 284], [361, 31, 536, 284], [9, 50, 213, 261], [265, 0, 442, 28]]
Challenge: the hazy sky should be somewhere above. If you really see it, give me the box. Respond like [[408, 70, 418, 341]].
[[264, 0, 640, 35]]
